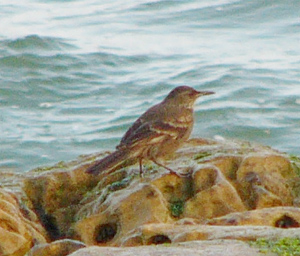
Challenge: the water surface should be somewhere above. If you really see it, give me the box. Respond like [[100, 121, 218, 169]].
[[0, 0, 299, 171]]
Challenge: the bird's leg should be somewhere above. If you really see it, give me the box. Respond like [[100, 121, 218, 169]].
[[151, 158, 178, 176], [139, 158, 143, 177]]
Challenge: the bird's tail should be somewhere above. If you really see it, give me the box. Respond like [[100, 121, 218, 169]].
[[86, 149, 131, 175]]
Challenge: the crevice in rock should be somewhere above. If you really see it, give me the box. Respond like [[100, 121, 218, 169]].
[[275, 214, 299, 228], [35, 205, 61, 241], [147, 234, 171, 245], [94, 223, 118, 244]]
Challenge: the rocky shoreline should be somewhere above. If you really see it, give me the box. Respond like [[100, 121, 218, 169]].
[[1, 138, 300, 256]]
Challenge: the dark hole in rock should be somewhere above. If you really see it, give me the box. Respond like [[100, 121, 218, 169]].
[[41, 213, 61, 240], [94, 223, 117, 243], [35, 205, 61, 240], [275, 215, 300, 228], [147, 235, 171, 245]]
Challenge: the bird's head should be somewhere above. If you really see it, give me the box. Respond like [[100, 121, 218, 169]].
[[164, 86, 214, 108]]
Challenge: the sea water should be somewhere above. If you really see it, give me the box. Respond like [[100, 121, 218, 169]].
[[0, 0, 299, 172]]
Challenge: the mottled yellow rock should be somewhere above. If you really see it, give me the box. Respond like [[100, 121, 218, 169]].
[[0, 189, 47, 256], [150, 173, 192, 202], [23, 163, 101, 239], [116, 222, 300, 246], [75, 181, 173, 245], [208, 206, 300, 228], [5, 138, 298, 255], [211, 155, 242, 180], [27, 239, 85, 256], [184, 166, 246, 220], [237, 154, 296, 209], [70, 139, 299, 249]]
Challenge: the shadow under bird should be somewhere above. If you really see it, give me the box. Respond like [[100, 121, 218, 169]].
[[86, 86, 214, 176]]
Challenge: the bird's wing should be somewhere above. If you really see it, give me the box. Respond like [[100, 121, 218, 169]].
[[117, 118, 189, 149]]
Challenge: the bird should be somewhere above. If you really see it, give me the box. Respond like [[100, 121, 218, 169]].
[[86, 86, 214, 176]]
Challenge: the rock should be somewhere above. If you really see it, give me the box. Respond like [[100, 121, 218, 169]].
[[0, 188, 47, 256], [27, 239, 86, 256], [208, 206, 300, 228], [183, 166, 246, 220], [22, 154, 108, 239], [71, 139, 299, 246], [236, 154, 295, 209], [120, 223, 300, 245], [68, 240, 272, 256], [74, 181, 174, 245], [1, 138, 300, 255]]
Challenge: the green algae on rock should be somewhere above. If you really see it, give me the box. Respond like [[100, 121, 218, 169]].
[[250, 237, 300, 256]]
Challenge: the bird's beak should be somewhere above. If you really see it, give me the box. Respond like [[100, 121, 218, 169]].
[[196, 91, 215, 97]]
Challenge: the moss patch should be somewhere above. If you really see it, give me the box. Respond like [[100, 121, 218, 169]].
[[250, 237, 300, 256], [31, 161, 69, 173], [170, 200, 184, 218], [289, 154, 300, 177], [108, 176, 133, 192]]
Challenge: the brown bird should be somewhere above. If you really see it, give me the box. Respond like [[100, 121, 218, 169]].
[[86, 86, 214, 176]]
